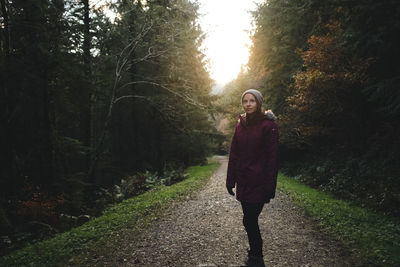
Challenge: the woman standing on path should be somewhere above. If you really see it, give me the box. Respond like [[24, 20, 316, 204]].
[[226, 89, 279, 267]]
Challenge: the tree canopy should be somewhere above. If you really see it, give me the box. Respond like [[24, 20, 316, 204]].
[[0, 0, 219, 247], [220, 0, 400, 216]]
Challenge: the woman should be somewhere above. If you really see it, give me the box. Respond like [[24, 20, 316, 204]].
[[226, 89, 279, 267]]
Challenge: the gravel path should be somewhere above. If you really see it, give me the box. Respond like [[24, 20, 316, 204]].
[[116, 156, 362, 266]]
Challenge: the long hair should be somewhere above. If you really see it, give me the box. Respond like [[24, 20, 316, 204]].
[[242, 103, 265, 125]]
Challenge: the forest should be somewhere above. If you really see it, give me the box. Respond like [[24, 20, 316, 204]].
[[221, 0, 400, 217], [0, 0, 222, 254], [1, 0, 400, 259]]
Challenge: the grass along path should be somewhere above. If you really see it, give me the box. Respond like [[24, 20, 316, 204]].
[[4, 160, 398, 266], [106, 157, 363, 266], [0, 160, 220, 267], [278, 174, 400, 266]]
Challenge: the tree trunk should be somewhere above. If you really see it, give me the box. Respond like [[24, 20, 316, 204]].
[[25, 0, 55, 187], [82, 0, 94, 177], [0, 0, 13, 203], [0, 0, 10, 58], [82, 0, 91, 74]]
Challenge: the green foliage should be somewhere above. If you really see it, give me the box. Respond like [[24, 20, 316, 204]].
[[278, 174, 400, 266], [341, 0, 400, 120], [247, 0, 323, 114], [117, 172, 150, 199], [160, 169, 188, 186], [117, 169, 188, 200], [219, 0, 400, 219], [281, 150, 400, 217], [104, 0, 217, 174], [0, 161, 220, 266], [0, 0, 218, 245]]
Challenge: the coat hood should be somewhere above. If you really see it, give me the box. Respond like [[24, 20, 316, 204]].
[[239, 109, 277, 123]]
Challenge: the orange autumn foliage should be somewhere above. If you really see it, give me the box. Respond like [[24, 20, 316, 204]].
[[283, 22, 371, 148], [17, 178, 65, 224]]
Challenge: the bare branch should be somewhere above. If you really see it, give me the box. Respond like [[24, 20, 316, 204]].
[[116, 22, 154, 77], [114, 94, 149, 103], [117, 81, 207, 109], [131, 49, 167, 65]]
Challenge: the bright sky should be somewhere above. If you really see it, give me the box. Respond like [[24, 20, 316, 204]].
[[198, 0, 264, 88]]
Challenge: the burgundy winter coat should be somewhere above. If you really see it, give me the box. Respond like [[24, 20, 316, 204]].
[[226, 111, 279, 203]]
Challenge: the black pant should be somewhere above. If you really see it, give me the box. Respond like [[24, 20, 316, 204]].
[[241, 201, 265, 257]]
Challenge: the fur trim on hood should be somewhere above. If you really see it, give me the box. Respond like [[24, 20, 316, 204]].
[[238, 109, 277, 123], [265, 109, 276, 121]]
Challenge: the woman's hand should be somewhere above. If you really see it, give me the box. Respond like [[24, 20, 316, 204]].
[[226, 185, 235, 196], [265, 190, 275, 203]]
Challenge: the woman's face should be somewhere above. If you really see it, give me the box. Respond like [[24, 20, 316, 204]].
[[242, 93, 258, 114]]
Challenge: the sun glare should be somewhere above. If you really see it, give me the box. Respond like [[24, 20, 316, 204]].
[[199, 0, 263, 89], [206, 28, 251, 85], [96, 0, 261, 90]]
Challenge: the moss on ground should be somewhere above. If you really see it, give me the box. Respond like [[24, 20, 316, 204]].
[[278, 174, 400, 266]]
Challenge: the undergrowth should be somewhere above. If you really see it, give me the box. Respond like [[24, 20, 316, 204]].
[[278, 174, 400, 266], [0, 159, 220, 267]]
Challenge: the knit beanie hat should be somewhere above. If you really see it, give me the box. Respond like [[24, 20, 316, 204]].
[[241, 89, 263, 107]]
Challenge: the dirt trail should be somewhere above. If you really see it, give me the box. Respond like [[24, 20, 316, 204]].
[[115, 156, 361, 266]]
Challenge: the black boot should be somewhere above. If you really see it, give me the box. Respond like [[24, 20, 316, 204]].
[[242, 251, 265, 267]]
